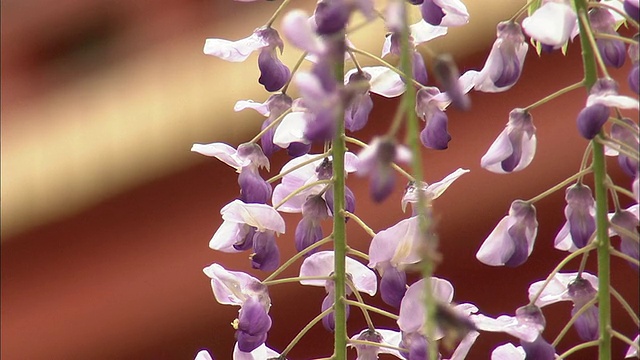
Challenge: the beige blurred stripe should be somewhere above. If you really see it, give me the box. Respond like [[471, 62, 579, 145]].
[[1, 1, 519, 239]]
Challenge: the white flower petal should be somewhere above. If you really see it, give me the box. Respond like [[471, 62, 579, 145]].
[[528, 272, 598, 307], [273, 111, 310, 149], [476, 216, 514, 266], [425, 168, 470, 200], [369, 216, 422, 269], [362, 66, 406, 98], [191, 143, 247, 170], [625, 334, 639, 358], [522, 2, 577, 48], [436, 0, 470, 27], [480, 129, 513, 174], [553, 221, 579, 252], [202, 263, 262, 306], [471, 314, 539, 343], [587, 94, 640, 109], [299, 251, 378, 295], [195, 350, 213, 360], [210, 220, 246, 252], [203, 33, 268, 62], [410, 20, 448, 44], [491, 343, 525, 360], [221, 200, 286, 233], [234, 100, 270, 116], [398, 277, 454, 333]]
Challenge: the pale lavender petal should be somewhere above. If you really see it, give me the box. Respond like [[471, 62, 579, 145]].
[[554, 222, 579, 252], [410, 20, 448, 44], [447, 331, 480, 360], [435, 0, 470, 26], [522, 2, 577, 48], [476, 216, 513, 266], [471, 314, 539, 343], [368, 216, 422, 269], [527, 272, 598, 308], [300, 251, 377, 295], [191, 143, 247, 170], [273, 111, 310, 149], [202, 263, 264, 306], [203, 32, 268, 62], [210, 220, 247, 252], [281, 10, 325, 54], [491, 343, 525, 360], [398, 277, 454, 333], [625, 334, 639, 358], [234, 100, 270, 116], [362, 66, 406, 98], [233, 343, 282, 360], [349, 328, 404, 358], [587, 93, 640, 109], [424, 168, 470, 200], [221, 200, 285, 233]]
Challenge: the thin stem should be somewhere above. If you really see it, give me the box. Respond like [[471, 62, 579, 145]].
[[599, 137, 640, 162], [273, 179, 332, 210], [594, 32, 639, 46], [343, 299, 400, 320], [609, 247, 640, 267], [281, 307, 334, 356], [610, 286, 640, 326], [348, 339, 408, 353], [556, 340, 599, 359], [345, 136, 415, 181], [262, 275, 332, 286], [577, 248, 591, 277], [282, 51, 309, 94], [610, 328, 640, 354], [343, 210, 376, 238], [509, 0, 535, 22], [267, 151, 331, 183], [610, 222, 640, 243], [263, 235, 333, 282], [578, 10, 611, 78], [249, 108, 292, 144], [265, 0, 292, 27], [347, 246, 370, 261], [346, 49, 364, 73], [577, 142, 593, 184], [528, 245, 596, 306], [552, 297, 598, 347], [605, 175, 622, 211], [523, 81, 584, 111], [526, 168, 593, 203], [347, 281, 375, 331]]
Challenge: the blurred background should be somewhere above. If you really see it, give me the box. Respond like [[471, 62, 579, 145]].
[[2, 0, 638, 359]]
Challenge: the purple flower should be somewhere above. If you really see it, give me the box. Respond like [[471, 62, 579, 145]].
[[463, 21, 528, 93], [522, 0, 577, 50], [194, 350, 213, 360], [611, 118, 639, 176], [590, 8, 626, 68], [232, 343, 283, 360], [349, 328, 403, 360], [356, 137, 412, 202], [624, 0, 640, 22], [476, 200, 538, 267], [204, 27, 290, 92], [481, 109, 536, 173], [281, 10, 326, 54], [578, 78, 640, 139], [529, 272, 600, 341], [345, 66, 406, 98], [433, 54, 470, 110], [554, 184, 596, 251], [398, 277, 455, 334], [629, 64, 639, 94], [419, 0, 469, 27], [415, 87, 453, 149], [344, 71, 374, 132], [401, 168, 470, 214], [610, 205, 640, 270], [294, 195, 329, 253], [236, 297, 272, 352]]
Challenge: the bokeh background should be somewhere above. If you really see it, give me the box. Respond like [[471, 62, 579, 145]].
[[2, 1, 638, 359]]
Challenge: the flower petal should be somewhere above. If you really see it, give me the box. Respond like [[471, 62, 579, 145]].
[[273, 111, 310, 149], [299, 251, 377, 295], [191, 143, 248, 170], [369, 216, 422, 269], [235, 100, 270, 117], [528, 272, 598, 307], [362, 66, 406, 98], [398, 277, 454, 333], [281, 10, 325, 54], [203, 33, 268, 62], [221, 200, 285, 233], [233, 343, 282, 360], [425, 168, 470, 200], [410, 20, 448, 44], [210, 220, 247, 252], [491, 343, 525, 360], [202, 263, 265, 306]]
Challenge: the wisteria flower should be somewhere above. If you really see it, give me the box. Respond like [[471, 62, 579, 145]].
[[233, 343, 283, 360], [294, 195, 330, 253], [271, 153, 358, 212], [210, 200, 285, 271], [419, 0, 469, 27], [349, 328, 403, 360], [356, 137, 412, 202], [401, 168, 470, 213], [529, 272, 599, 341], [204, 27, 290, 91], [490, 343, 525, 360], [203, 264, 272, 352], [345, 66, 406, 98], [481, 109, 536, 173], [590, 8, 626, 68], [554, 184, 596, 251], [343, 71, 374, 132], [192, 142, 272, 204], [577, 78, 640, 139], [610, 118, 640, 177], [522, 0, 577, 49], [381, 18, 447, 59], [397, 277, 455, 334], [610, 204, 640, 270], [476, 200, 538, 267], [464, 21, 528, 93], [415, 87, 453, 149], [300, 251, 377, 331]]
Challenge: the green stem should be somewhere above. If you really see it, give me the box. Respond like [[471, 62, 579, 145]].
[[343, 210, 376, 238], [610, 286, 640, 326], [523, 81, 584, 111], [348, 339, 408, 353], [281, 307, 334, 356], [609, 247, 640, 266], [267, 151, 331, 183], [589, 2, 640, 29], [249, 108, 292, 144], [273, 179, 332, 210], [263, 235, 333, 282], [281, 51, 309, 94], [594, 33, 639, 46], [556, 340, 600, 359], [265, 0, 292, 27], [552, 297, 598, 347], [575, 1, 613, 357], [347, 281, 375, 331], [346, 246, 370, 261], [343, 299, 400, 320], [609, 328, 640, 354], [526, 167, 593, 203]]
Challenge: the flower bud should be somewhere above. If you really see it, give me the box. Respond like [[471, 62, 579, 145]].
[[577, 103, 610, 139], [236, 297, 272, 352], [568, 278, 599, 341], [590, 8, 626, 68], [611, 118, 639, 176], [251, 231, 280, 271], [380, 266, 407, 308], [611, 209, 640, 271], [420, 109, 451, 150]]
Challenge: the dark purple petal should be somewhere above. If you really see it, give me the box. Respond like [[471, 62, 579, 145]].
[[370, 167, 395, 203], [260, 118, 279, 158], [629, 64, 639, 94], [597, 38, 626, 68], [516, 304, 546, 328], [295, 217, 324, 254], [236, 331, 268, 353], [505, 202, 537, 267], [258, 49, 291, 92], [251, 231, 280, 271], [520, 336, 555, 360], [400, 332, 429, 360], [287, 142, 311, 157], [612, 210, 639, 271], [236, 297, 272, 352], [624, 0, 640, 22], [314, 0, 351, 35], [380, 267, 407, 308], [421, 0, 444, 25], [495, 47, 523, 88], [234, 226, 256, 251], [420, 109, 451, 150], [321, 292, 349, 332], [345, 93, 373, 132], [577, 104, 610, 139], [412, 51, 429, 86], [408, 0, 424, 4], [238, 168, 272, 204], [565, 184, 596, 248], [572, 305, 599, 341], [611, 118, 639, 176], [325, 185, 356, 219], [304, 109, 336, 143]]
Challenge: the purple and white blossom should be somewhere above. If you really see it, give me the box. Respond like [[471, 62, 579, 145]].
[[233, 343, 283, 360], [356, 137, 412, 202], [204, 27, 290, 91], [610, 204, 640, 270], [294, 195, 330, 253], [522, 0, 577, 50], [481, 109, 536, 174], [463, 21, 528, 93], [625, 334, 640, 358], [578, 78, 639, 139], [528, 272, 600, 341], [345, 66, 407, 98], [476, 200, 538, 267], [418, 0, 469, 27], [610, 118, 640, 177], [590, 8, 626, 68], [415, 87, 453, 149], [349, 328, 403, 360], [554, 184, 596, 251], [401, 168, 470, 213], [344, 71, 374, 132]]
